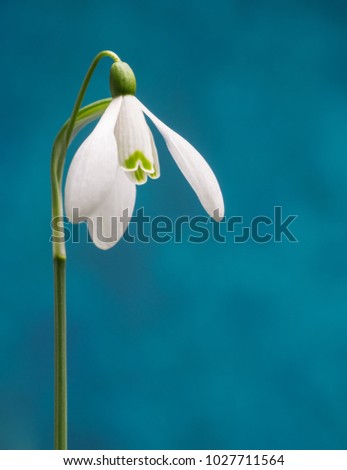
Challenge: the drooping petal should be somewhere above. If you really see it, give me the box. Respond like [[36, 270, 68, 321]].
[[86, 168, 136, 250], [137, 99, 224, 221], [115, 95, 156, 184], [65, 97, 123, 220]]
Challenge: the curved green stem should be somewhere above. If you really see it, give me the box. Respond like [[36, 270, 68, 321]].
[[64, 50, 119, 149], [51, 50, 118, 450]]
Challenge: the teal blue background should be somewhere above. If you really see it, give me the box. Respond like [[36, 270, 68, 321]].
[[1, 0, 347, 449]]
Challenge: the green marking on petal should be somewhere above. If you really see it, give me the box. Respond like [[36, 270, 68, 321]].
[[135, 166, 145, 182], [149, 166, 160, 179], [124, 151, 153, 172]]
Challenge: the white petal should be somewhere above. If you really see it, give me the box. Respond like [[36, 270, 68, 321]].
[[86, 168, 136, 250], [138, 99, 224, 221], [65, 97, 122, 220], [147, 125, 160, 179], [115, 95, 155, 184]]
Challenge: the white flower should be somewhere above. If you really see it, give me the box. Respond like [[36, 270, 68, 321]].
[[65, 95, 224, 249]]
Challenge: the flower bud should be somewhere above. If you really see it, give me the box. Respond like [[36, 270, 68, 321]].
[[109, 61, 136, 98]]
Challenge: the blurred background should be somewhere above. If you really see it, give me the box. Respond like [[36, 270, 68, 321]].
[[1, 0, 347, 450]]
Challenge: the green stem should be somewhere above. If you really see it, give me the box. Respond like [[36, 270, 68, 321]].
[[54, 257, 66, 450], [51, 50, 118, 450]]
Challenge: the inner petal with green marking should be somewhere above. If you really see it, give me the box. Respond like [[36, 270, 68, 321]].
[[114, 95, 160, 185], [123, 150, 155, 183]]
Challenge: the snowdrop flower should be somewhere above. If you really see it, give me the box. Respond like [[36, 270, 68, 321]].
[[65, 61, 224, 249]]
